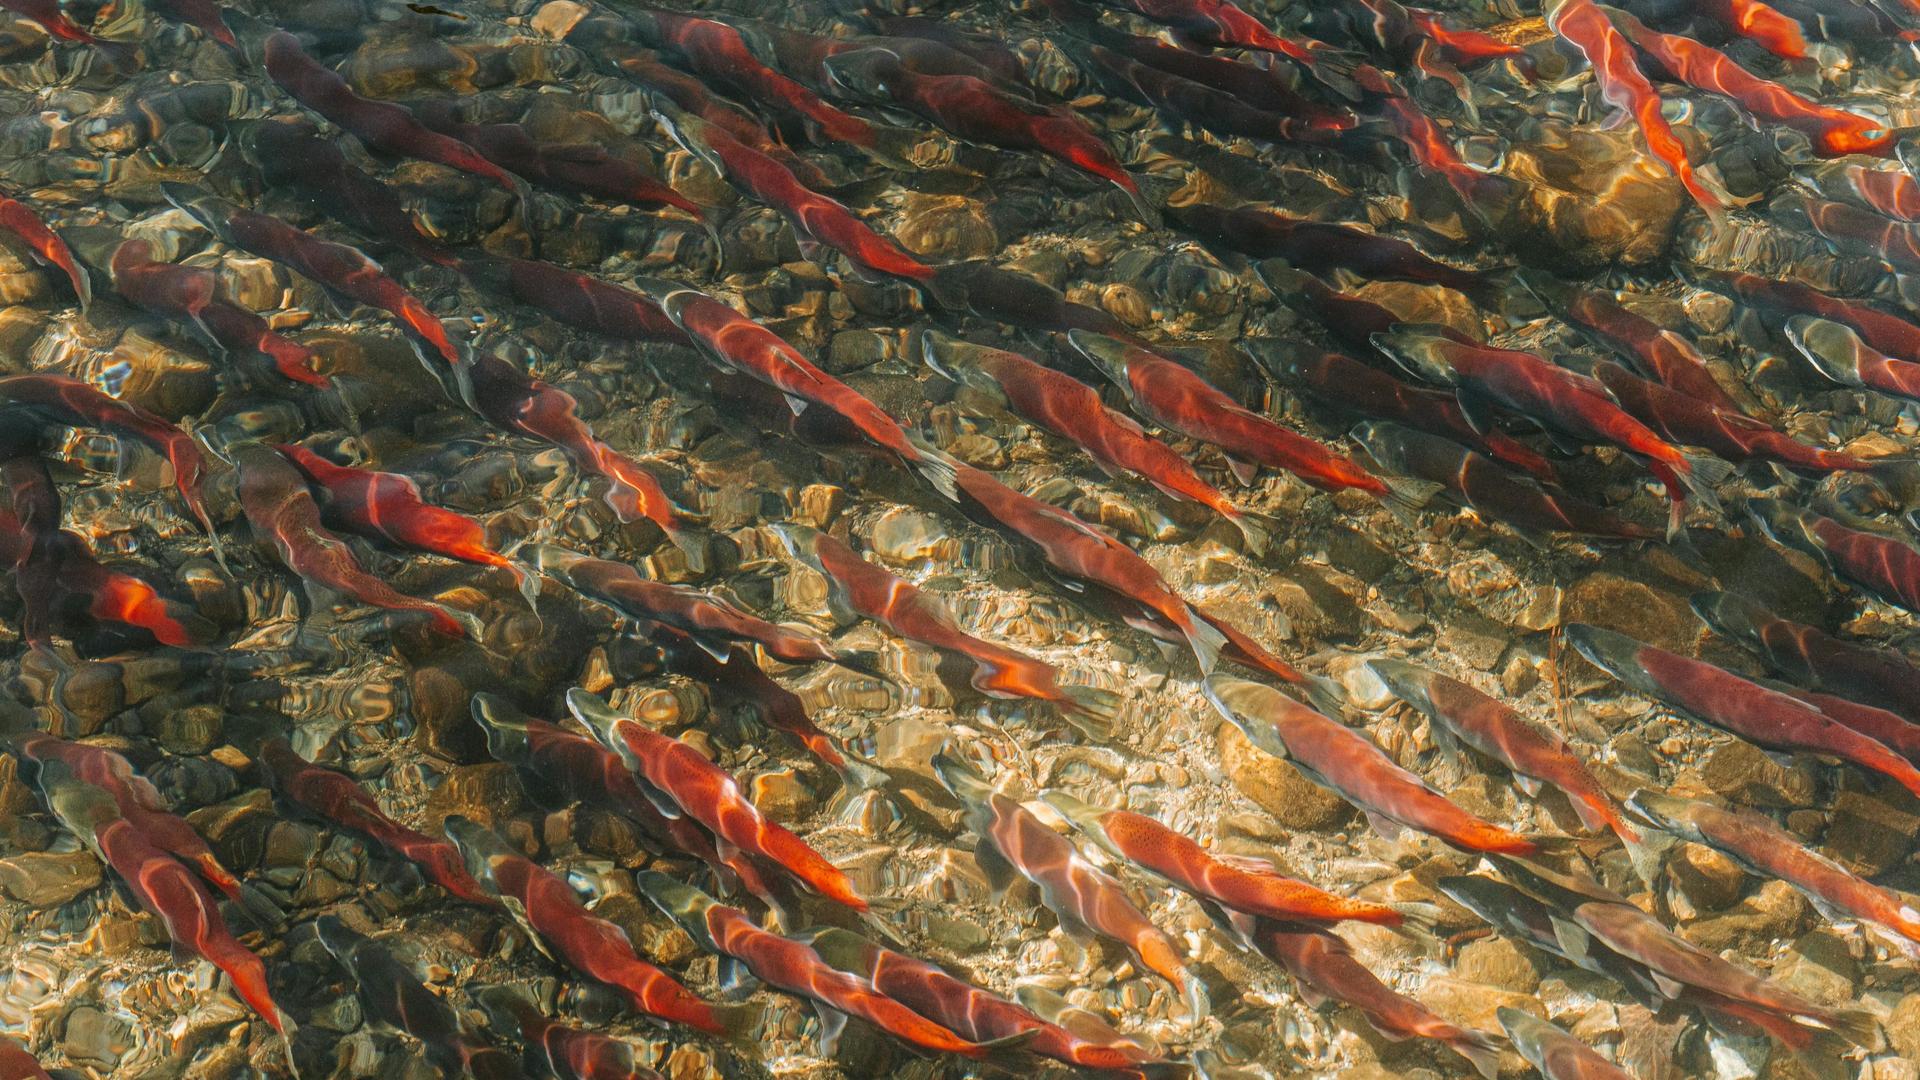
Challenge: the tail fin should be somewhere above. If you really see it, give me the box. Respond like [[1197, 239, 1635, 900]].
[[908, 443, 962, 503], [711, 1000, 767, 1044], [1060, 685, 1121, 739], [1181, 604, 1227, 674], [1448, 1028, 1504, 1080], [1815, 1004, 1880, 1050], [1382, 475, 1443, 515], [1227, 510, 1270, 558]]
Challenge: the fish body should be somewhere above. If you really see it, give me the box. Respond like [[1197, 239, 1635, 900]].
[[1787, 687, 1920, 765], [1519, 271, 1743, 413], [258, 738, 494, 905], [527, 544, 860, 670], [0, 0, 114, 49], [1499, 1008, 1635, 1080], [1800, 162, 1920, 221], [1368, 659, 1637, 841], [1697, 0, 1808, 56], [472, 987, 665, 1080], [927, 453, 1226, 672], [774, 523, 1116, 724], [634, 872, 996, 1055], [648, 628, 850, 773], [161, 186, 467, 391], [610, 49, 834, 191], [245, 118, 459, 269], [1259, 345, 1554, 482], [1575, 357, 1868, 475], [112, 240, 332, 391], [799, 926, 1158, 1070], [1629, 789, 1920, 951], [1611, 8, 1887, 156], [1245, 918, 1500, 1079], [644, 280, 931, 464], [1565, 899, 1875, 1046], [483, 256, 687, 345], [1205, 675, 1538, 853], [410, 101, 700, 217], [1691, 266, 1920, 364], [931, 754, 1204, 1014], [0, 508, 211, 649], [0, 1037, 50, 1080], [1546, 0, 1723, 216], [1567, 622, 1920, 798], [926, 262, 1138, 341], [464, 354, 681, 535], [443, 817, 736, 1032], [1070, 330, 1396, 502], [1100, 0, 1362, 99], [1044, 790, 1406, 924], [922, 330, 1262, 551], [1342, 0, 1528, 66], [274, 444, 524, 585], [1169, 203, 1489, 295], [1377, 93, 1518, 209], [1089, 44, 1339, 145], [1081, 23, 1356, 128], [1788, 191, 1920, 271], [469, 695, 775, 903], [0, 196, 89, 308], [1787, 314, 1920, 404], [1750, 497, 1920, 612], [232, 443, 472, 639], [264, 32, 527, 200], [314, 916, 524, 1079], [0, 372, 219, 547], [147, 0, 236, 48], [565, 688, 866, 911]]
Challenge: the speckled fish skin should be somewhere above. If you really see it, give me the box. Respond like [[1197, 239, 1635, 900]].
[[1070, 329, 1396, 503], [258, 738, 496, 906], [0, 197, 89, 309], [462, 352, 683, 536], [1498, 1008, 1635, 1080], [1786, 315, 1920, 403], [232, 442, 473, 639], [923, 330, 1264, 551], [34, 759, 290, 1036], [1518, 270, 1744, 414], [927, 451, 1226, 672], [263, 31, 528, 201], [1546, 0, 1724, 216], [1044, 790, 1407, 925], [1694, 590, 1920, 722], [1568, 622, 1920, 799], [0, 1036, 51, 1080], [774, 523, 1118, 725], [1563, 899, 1876, 1046], [15, 733, 256, 910], [274, 444, 527, 590], [469, 694, 779, 905], [1205, 675, 1539, 854], [799, 925, 1162, 1071], [1629, 789, 1920, 951], [1259, 346, 1557, 483], [160, 185, 468, 393], [0, 372, 219, 546], [443, 816, 743, 1034], [111, 240, 333, 391], [1368, 659, 1638, 842], [314, 916, 526, 1080], [526, 544, 862, 670], [1241, 916, 1501, 1079], [633, 871, 1000, 1056], [565, 688, 866, 912], [1750, 498, 1920, 612], [1608, 7, 1888, 156], [932, 753, 1205, 1015]]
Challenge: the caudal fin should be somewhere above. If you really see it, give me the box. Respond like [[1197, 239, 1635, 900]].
[[1228, 510, 1270, 558], [1060, 684, 1121, 739], [1180, 605, 1226, 674], [1447, 1028, 1503, 1080]]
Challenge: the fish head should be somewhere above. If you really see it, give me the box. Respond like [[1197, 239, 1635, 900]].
[[1687, 591, 1769, 646], [791, 926, 878, 975], [1065, 328, 1140, 389], [469, 693, 532, 763], [313, 913, 366, 966], [441, 814, 515, 886], [1782, 315, 1871, 388], [1201, 674, 1303, 760], [767, 522, 821, 567], [627, 277, 706, 333], [821, 47, 904, 101], [1745, 497, 1824, 556], [467, 984, 537, 1037], [1496, 1007, 1555, 1059], [1622, 789, 1701, 839], [1898, 134, 1920, 178], [1363, 658, 1435, 712], [563, 687, 632, 759], [157, 181, 224, 233], [1563, 623, 1665, 699], [632, 869, 721, 951], [1510, 267, 1573, 313], [1344, 420, 1414, 476], [1435, 874, 1525, 926], [1038, 789, 1120, 855], [643, 95, 728, 179], [521, 542, 586, 584], [929, 748, 994, 806], [1368, 324, 1461, 386], [916, 329, 1005, 400]]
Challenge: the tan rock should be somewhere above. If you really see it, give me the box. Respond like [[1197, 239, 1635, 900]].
[[0, 850, 102, 907], [1455, 937, 1541, 993], [1667, 842, 1746, 913], [1216, 722, 1352, 831]]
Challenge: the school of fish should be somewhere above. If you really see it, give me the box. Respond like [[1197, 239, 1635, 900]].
[[5, 0, 1920, 1076]]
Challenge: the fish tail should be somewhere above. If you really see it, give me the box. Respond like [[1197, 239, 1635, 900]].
[[709, 1000, 767, 1043], [908, 443, 962, 503], [1447, 1027, 1504, 1080], [1816, 1004, 1881, 1048], [1181, 604, 1226, 674], [1381, 475, 1443, 515], [1116, 177, 1162, 230], [1059, 685, 1121, 737], [1227, 509, 1270, 558]]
